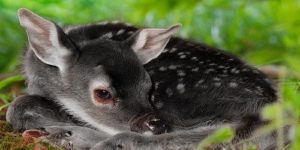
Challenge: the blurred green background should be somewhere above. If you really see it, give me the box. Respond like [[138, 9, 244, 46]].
[[1, 0, 300, 74], [0, 0, 299, 149]]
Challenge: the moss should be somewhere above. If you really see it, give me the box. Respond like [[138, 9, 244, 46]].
[[0, 120, 61, 150]]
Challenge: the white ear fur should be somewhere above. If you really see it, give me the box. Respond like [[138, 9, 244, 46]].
[[18, 8, 73, 72], [131, 24, 180, 64]]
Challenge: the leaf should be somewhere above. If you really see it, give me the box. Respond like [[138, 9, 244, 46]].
[[197, 126, 234, 150], [0, 75, 24, 91]]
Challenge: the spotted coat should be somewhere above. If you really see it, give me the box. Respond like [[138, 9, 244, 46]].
[[66, 21, 277, 127]]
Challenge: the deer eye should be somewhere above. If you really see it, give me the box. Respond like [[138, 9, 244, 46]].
[[93, 89, 113, 104]]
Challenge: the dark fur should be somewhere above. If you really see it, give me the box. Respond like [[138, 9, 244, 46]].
[[66, 22, 277, 128], [6, 10, 283, 149]]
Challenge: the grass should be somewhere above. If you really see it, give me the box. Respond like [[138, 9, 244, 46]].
[[0, 120, 60, 150], [0, 77, 61, 149]]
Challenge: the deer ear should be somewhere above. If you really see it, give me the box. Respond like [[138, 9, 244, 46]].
[[129, 25, 180, 64], [18, 8, 77, 72]]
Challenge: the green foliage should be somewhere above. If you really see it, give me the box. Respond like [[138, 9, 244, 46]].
[[0, 120, 61, 150], [0, 75, 24, 111], [197, 126, 234, 149], [0, 75, 23, 91], [0, 0, 299, 74]]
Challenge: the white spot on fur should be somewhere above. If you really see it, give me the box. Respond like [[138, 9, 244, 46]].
[[148, 70, 155, 75], [177, 70, 186, 76], [242, 68, 248, 71], [159, 66, 167, 71], [192, 67, 199, 72], [229, 82, 238, 88], [176, 83, 185, 94], [162, 49, 168, 53], [231, 68, 240, 74], [168, 65, 177, 70], [154, 82, 160, 89], [256, 86, 263, 92], [244, 88, 252, 92], [101, 32, 113, 39], [253, 70, 260, 74], [170, 48, 177, 53], [228, 58, 234, 62], [191, 57, 198, 61], [219, 74, 228, 77], [194, 80, 204, 87], [205, 68, 215, 74], [214, 82, 221, 87], [179, 55, 186, 59], [213, 77, 221, 81], [116, 29, 125, 35], [166, 88, 173, 96], [178, 52, 184, 55], [151, 95, 155, 102]]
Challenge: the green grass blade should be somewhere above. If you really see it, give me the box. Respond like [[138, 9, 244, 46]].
[[0, 75, 24, 91]]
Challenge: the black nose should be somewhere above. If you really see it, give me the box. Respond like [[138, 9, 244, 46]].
[[130, 113, 169, 135], [146, 117, 168, 134]]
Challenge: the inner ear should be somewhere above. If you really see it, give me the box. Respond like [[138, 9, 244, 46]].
[[128, 25, 180, 64], [18, 8, 77, 72]]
